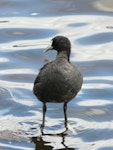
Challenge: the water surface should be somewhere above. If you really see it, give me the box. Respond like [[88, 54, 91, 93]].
[[0, 0, 113, 150]]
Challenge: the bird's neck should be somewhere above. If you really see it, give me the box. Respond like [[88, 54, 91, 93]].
[[56, 50, 70, 62]]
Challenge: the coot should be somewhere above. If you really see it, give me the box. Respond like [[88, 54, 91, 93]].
[[33, 36, 83, 129]]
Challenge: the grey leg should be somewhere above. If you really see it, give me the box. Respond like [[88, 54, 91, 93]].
[[63, 102, 68, 130], [41, 102, 47, 134]]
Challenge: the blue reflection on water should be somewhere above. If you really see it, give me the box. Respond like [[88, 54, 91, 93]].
[[77, 32, 113, 45], [69, 22, 88, 27], [0, 28, 59, 43]]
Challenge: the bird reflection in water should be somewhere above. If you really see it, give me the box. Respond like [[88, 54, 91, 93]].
[[32, 136, 53, 150], [31, 132, 74, 150]]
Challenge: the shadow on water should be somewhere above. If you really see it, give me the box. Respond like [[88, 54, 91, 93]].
[[31, 126, 75, 150], [32, 136, 54, 150], [32, 135, 74, 150]]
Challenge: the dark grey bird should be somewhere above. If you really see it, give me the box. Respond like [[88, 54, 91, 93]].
[[33, 36, 83, 130]]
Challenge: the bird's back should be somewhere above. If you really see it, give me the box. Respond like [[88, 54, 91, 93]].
[[33, 58, 83, 103]]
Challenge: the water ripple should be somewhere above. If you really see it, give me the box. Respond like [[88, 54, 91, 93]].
[[0, 28, 59, 43], [77, 32, 113, 45]]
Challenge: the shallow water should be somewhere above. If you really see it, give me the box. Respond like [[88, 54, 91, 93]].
[[0, 0, 113, 150]]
